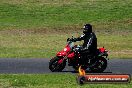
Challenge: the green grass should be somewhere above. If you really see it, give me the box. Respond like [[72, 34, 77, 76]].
[[0, 0, 131, 30], [0, 29, 131, 58], [0, 0, 131, 88], [0, 74, 131, 88], [0, 0, 131, 59]]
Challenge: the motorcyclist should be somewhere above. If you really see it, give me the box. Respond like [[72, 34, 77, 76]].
[[70, 24, 97, 63]]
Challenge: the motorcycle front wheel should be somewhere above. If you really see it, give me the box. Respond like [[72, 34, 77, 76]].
[[49, 57, 66, 72]]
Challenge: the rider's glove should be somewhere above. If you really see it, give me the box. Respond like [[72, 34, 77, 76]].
[[73, 48, 79, 53], [67, 38, 70, 42], [74, 46, 82, 53], [67, 38, 77, 42], [75, 47, 88, 53]]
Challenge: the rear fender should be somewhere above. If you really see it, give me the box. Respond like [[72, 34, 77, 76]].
[[98, 53, 108, 57], [98, 47, 108, 57], [98, 52, 108, 58]]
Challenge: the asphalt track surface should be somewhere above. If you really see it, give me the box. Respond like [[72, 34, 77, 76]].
[[0, 58, 132, 74]]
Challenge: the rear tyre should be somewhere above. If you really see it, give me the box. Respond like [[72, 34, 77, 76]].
[[49, 57, 66, 72], [90, 57, 107, 73]]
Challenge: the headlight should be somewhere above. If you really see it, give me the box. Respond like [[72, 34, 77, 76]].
[[64, 48, 67, 51]]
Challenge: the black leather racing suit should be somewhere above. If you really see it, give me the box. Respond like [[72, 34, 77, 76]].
[[74, 32, 97, 61]]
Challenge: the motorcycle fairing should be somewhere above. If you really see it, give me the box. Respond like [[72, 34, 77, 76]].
[[56, 44, 71, 57], [67, 52, 75, 59], [57, 51, 67, 57]]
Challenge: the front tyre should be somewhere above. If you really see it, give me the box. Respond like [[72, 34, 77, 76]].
[[49, 57, 66, 72]]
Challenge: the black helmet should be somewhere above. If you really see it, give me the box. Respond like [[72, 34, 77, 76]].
[[83, 24, 92, 34]]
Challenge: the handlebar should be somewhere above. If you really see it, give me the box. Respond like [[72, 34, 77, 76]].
[[67, 38, 70, 42], [67, 38, 75, 42]]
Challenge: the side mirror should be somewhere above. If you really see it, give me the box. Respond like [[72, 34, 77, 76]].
[[67, 38, 70, 42]]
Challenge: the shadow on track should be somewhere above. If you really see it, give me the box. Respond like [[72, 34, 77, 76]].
[[60, 70, 112, 74]]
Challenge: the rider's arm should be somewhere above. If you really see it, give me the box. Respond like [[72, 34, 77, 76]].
[[74, 34, 85, 42]]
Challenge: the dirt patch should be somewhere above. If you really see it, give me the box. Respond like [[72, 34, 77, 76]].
[[110, 50, 132, 55], [0, 25, 131, 36], [0, 25, 82, 35]]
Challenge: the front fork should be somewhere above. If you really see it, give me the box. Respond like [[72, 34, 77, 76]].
[[57, 54, 68, 64]]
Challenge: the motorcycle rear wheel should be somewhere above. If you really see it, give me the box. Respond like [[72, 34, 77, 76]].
[[49, 57, 66, 72], [90, 57, 107, 73]]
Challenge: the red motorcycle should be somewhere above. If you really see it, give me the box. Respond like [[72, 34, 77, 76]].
[[49, 37, 108, 72]]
